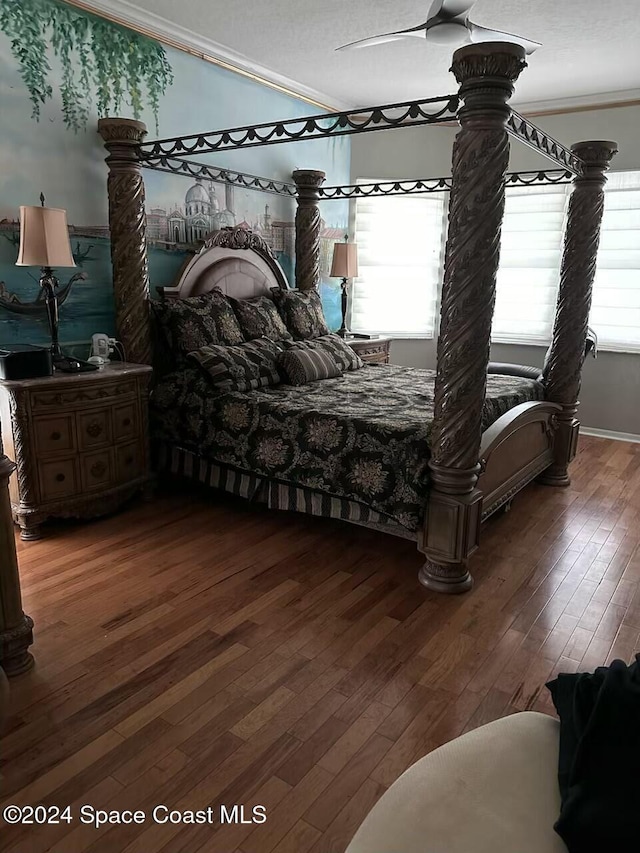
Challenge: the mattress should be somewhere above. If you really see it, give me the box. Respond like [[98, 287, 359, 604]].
[[151, 364, 543, 532]]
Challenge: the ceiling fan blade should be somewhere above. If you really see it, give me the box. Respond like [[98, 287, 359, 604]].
[[467, 20, 542, 54], [427, 0, 476, 23], [336, 28, 426, 52]]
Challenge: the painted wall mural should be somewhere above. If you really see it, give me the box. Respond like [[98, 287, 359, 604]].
[[0, 0, 349, 351]]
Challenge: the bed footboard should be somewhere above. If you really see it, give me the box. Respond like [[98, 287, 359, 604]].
[[419, 402, 561, 593], [477, 401, 562, 520]]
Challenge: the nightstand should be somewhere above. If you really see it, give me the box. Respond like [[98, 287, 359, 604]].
[[346, 336, 391, 365], [0, 362, 152, 540]]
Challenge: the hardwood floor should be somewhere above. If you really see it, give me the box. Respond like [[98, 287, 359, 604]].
[[1, 435, 639, 853]]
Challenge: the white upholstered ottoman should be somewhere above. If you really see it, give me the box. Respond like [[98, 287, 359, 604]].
[[346, 711, 567, 853]]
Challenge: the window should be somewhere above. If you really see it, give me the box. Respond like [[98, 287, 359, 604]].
[[492, 184, 568, 344], [352, 181, 446, 337], [591, 171, 640, 353], [492, 170, 640, 352], [354, 171, 640, 352]]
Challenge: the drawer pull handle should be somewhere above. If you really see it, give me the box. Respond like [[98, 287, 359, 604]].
[[50, 431, 61, 440], [122, 417, 131, 427], [86, 421, 103, 438], [55, 473, 66, 483], [91, 461, 107, 478], [125, 456, 133, 466]]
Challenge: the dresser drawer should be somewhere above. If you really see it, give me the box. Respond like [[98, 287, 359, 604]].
[[77, 409, 111, 450], [115, 442, 144, 483], [113, 402, 138, 442], [81, 450, 113, 492], [33, 415, 75, 455], [39, 458, 79, 501], [31, 380, 138, 411]]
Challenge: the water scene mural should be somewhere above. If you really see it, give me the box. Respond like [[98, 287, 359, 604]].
[[0, 0, 349, 350]]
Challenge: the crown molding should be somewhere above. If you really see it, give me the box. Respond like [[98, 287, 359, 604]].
[[63, 0, 351, 112], [513, 89, 640, 117]]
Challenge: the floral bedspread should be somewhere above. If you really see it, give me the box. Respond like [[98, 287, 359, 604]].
[[151, 364, 543, 531]]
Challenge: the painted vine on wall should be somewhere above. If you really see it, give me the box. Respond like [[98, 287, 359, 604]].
[[0, 0, 173, 131]]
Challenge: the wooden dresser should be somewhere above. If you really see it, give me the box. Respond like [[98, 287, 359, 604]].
[[0, 362, 152, 540], [347, 336, 391, 365]]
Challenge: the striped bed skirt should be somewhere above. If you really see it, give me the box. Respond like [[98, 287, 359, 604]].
[[156, 443, 417, 542]]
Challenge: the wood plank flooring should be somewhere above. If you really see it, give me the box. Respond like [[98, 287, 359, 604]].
[[2, 435, 639, 853]]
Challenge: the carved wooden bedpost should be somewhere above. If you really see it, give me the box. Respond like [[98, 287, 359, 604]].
[[539, 140, 618, 486], [98, 118, 152, 365], [419, 43, 527, 594], [0, 453, 34, 675], [292, 169, 326, 291]]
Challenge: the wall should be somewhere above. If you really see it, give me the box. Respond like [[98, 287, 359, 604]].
[[350, 105, 640, 436], [0, 0, 350, 352]]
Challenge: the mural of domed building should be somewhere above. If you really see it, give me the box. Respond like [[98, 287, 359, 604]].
[[147, 177, 236, 247]]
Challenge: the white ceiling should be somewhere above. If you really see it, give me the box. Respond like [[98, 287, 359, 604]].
[[84, 0, 640, 110]]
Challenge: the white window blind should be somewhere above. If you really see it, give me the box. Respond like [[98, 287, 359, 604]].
[[492, 184, 569, 344], [352, 181, 446, 337], [591, 170, 640, 353]]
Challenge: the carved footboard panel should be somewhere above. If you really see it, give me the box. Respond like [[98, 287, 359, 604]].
[[477, 401, 562, 521]]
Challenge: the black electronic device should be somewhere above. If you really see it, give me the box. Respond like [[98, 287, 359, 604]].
[[53, 355, 99, 373], [0, 344, 53, 381]]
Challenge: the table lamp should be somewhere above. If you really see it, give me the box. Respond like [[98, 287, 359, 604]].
[[330, 236, 359, 338], [15, 196, 95, 372]]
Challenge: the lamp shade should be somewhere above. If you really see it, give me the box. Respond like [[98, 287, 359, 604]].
[[330, 241, 358, 278], [16, 205, 76, 268]]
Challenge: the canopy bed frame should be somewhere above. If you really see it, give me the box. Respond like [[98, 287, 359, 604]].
[[95, 41, 617, 597]]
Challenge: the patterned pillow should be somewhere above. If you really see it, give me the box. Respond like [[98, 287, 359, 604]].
[[151, 288, 244, 356], [283, 334, 364, 372], [230, 295, 292, 342], [280, 347, 343, 385], [189, 338, 282, 392], [270, 287, 330, 340]]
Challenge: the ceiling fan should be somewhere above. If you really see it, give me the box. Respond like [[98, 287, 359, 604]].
[[336, 0, 541, 55]]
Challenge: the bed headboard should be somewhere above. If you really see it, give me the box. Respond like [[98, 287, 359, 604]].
[[158, 226, 289, 301]]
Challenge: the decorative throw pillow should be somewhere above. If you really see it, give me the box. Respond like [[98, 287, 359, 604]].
[[283, 334, 364, 372], [189, 338, 282, 392], [280, 347, 343, 385], [230, 295, 292, 342], [270, 287, 330, 340], [152, 288, 244, 356]]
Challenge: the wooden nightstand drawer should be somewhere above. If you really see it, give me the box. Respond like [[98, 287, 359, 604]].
[[361, 351, 388, 364], [31, 380, 138, 411], [40, 458, 79, 500], [113, 403, 138, 441], [77, 409, 111, 450], [115, 441, 144, 483], [34, 415, 75, 455], [347, 337, 391, 365], [81, 450, 113, 492]]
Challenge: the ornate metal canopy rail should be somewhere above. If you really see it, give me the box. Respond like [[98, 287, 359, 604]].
[[318, 170, 573, 199], [319, 177, 453, 199], [138, 95, 460, 158], [141, 155, 297, 197], [507, 112, 583, 175], [506, 169, 573, 186]]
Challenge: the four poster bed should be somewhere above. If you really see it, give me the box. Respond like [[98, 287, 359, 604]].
[[96, 41, 617, 595]]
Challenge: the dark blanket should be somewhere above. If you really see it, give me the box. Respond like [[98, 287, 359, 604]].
[[151, 364, 543, 532], [546, 656, 640, 852]]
